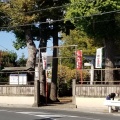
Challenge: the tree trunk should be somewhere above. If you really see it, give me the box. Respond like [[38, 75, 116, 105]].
[[25, 29, 37, 82], [104, 38, 115, 84], [50, 24, 58, 101]]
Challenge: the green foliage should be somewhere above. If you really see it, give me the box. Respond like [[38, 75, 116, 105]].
[[0, 50, 17, 69], [0, 0, 71, 50], [65, 0, 120, 40], [61, 29, 101, 55], [57, 65, 90, 96], [0, 0, 39, 50], [13, 29, 26, 50], [0, 50, 18, 84], [58, 65, 74, 82], [65, 0, 120, 82], [60, 29, 102, 69], [1, 0, 38, 27], [16, 53, 27, 67]]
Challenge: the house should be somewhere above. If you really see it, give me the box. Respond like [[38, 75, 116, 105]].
[[2, 67, 34, 85]]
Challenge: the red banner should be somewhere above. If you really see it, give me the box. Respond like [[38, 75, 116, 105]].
[[76, 50, 82, 69]]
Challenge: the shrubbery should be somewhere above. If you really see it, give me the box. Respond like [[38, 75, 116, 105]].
[[57, 65, 90, 96]]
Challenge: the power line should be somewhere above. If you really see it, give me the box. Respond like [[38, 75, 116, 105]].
[[0, 10, 120, 29], [0, 44, 8, 51], [0, 1, 75, 18], [25, 1, 84, 14], [0, 44, 23, 58], [0, 1, 82, 15], [0, 1, 119, 16], [16, 1, 120, 14]]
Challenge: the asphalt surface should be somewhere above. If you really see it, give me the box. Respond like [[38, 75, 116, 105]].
[[0, 106, 120, 120], [0, 97, 120, 120]]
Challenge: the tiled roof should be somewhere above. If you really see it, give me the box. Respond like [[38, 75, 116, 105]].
[[2, 67, 33, 71]]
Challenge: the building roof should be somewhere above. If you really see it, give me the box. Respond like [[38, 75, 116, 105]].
[[2, 67, 33, 71]]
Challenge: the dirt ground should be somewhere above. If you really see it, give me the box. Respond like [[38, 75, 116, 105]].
[[58, 96, 72, 103]]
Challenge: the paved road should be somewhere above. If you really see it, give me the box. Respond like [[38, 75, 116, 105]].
[[0, 107, 120, 120]]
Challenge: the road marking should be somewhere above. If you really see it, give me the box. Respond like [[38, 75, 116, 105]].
[[0, 110, 101, 120], [17, 111, 49, 114], [0, 110, 6, 111], [17, 111, 101, 120], [113, 114, 120, 116]]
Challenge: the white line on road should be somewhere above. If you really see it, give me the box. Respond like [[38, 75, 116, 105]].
[[0, 110, 101, 120], [17, 111, 101, 120]]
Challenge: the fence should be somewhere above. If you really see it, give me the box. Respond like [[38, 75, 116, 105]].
[[75, 84, 120, 97], [0, 85, 34, 96], [76, 68, 120, 85]]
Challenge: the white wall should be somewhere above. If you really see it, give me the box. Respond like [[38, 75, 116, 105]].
[[75, 96, 119, 111], [0, 96, 34, 106], [75, 97, 105, 108]]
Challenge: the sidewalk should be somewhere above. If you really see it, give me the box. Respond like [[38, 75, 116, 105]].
[[37, 97, 120, 114], [0, 97, 119, 114], [37, 97, 108, 113], [39, 97, 76, 110]]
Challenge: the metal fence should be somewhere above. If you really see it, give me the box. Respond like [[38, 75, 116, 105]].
[[73, 67, 120, 98], [76, 68, 120, 85]]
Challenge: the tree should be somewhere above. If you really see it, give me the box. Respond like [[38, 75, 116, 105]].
[[0, 50, 17, 68], [0, 0, 37, 69], [0, 50, 17, 83], [65, 0, 120, 83], [0, 0, 74, 102], [34, 0, 72, 101]]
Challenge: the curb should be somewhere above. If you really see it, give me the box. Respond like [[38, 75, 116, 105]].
[[0, 102, 120, 114]]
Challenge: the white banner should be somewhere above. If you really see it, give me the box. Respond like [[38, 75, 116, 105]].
[[41, 52, 47, 70], [95, 48, 103, 68]]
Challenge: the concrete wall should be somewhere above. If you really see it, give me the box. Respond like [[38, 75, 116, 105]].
[[75, 96, 119, 111], [0, 96, 34, 106], [75, 96, 105, 108]]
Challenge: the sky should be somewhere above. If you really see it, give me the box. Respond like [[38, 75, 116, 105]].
[[0, 31, 53, 59]]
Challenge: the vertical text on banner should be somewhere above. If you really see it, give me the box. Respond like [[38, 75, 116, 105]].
[[41, 52, 47, 70], [76, 50, 82, 70], [95, 48, 103, 68]]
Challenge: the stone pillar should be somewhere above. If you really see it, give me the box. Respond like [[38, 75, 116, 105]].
[[72, 79, 76, 104], [32, 80, 40, 107]]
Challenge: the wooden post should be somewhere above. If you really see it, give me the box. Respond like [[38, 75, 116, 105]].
[[46, 70, 48, 105], [80, 70, 83, 84], [72, 79, 76, 104], [32, 80, 40, 107]]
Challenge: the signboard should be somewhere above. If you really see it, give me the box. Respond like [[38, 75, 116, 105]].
[[35, 67, 39, 80], [9, 74, 27, 85], [95, 48, 103, 68], [76, 50, 82, 69], [46, 69, 52, 83], [41, 52, 47, 70]]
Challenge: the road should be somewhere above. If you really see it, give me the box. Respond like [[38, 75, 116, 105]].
[[0, 107, 120, 120]]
